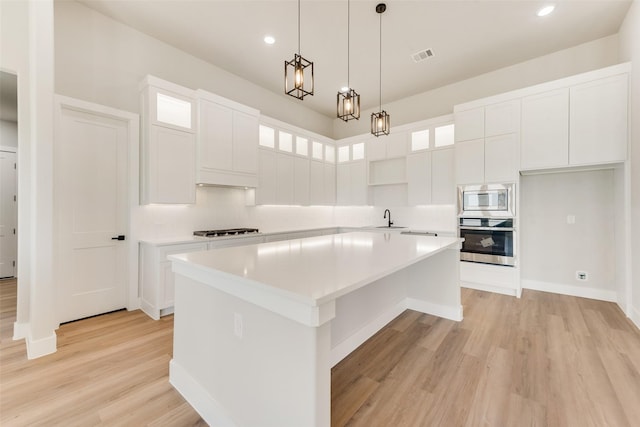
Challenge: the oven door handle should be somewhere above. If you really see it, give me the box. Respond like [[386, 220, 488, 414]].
[[459, 226, 515, 231]]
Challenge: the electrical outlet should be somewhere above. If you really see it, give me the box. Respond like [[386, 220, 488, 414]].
[[234, 312, 243, 339], [576, 271, 588, 281]]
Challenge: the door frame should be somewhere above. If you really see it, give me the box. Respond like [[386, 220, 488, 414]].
[[54, 95, 140, 324]]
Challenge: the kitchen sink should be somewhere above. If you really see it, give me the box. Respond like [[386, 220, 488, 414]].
[[376, 226, 407, 229]]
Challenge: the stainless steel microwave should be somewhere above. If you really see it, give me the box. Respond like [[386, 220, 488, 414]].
[[457, 184, 514, 217]]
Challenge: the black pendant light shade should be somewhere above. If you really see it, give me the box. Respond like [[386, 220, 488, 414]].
[[285, 54, 314, 100], [371, 2, 390, 136], [337, 0, 360, 121], [285, 0, 314, 100], [371, 110, 390, 136], [338, 89, 361, 122]]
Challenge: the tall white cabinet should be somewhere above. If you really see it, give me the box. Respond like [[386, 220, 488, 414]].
[[140, 76, 197, 204]]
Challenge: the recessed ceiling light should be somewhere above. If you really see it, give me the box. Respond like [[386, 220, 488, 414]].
[[537, 5, 555, 17], [264, 35, 275, 45]]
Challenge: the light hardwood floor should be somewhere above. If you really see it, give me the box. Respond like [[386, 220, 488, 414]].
[[2, 278, 640, 426]]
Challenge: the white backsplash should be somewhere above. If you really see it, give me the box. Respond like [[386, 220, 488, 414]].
[[132, 186, 457, 241]]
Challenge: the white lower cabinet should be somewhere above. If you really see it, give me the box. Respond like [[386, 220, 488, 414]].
[[460, 261, 520, 297], [139, 241, 208, 320], [140, 236, 268, 320]]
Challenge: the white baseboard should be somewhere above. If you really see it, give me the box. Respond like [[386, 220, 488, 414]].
[[522, 279, 617, 302], [26, 332, 57, 359], [406, 298, 464, 322], [630, 305, 640, 331], [330, 300, 407, 367], [170, 359, 237, 427], [461, 281, 518, 297], [13, 321, 29, 340]]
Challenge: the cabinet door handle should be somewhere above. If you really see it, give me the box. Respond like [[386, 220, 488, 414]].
[[111, 235, 126, 241]]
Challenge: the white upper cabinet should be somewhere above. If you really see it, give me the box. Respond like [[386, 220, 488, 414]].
[[196, 90, 259, 187], [454, 108, 484, 142], [484, 134, 518, 183], [431, 148, 455, 204], [520, 72, 628, 170], [276, 153, 295, 205], [569, 74, 628, 166], [454, 139, 485, 185], [336, 140, 368, 205], [454, 100, 519, 185], [256, 149, 277, 205], [366, 132, 407, 161], [521, 88, 569, 170], [485, 100, 520, 137], [256, 118, 335, 206], [294, 156, 310, 206], [406, 151, 432, 205], [140, 76, 196, 204]]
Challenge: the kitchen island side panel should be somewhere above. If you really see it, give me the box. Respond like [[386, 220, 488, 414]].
[[171, 274, 331, 427], [406, 247, 463, 321]]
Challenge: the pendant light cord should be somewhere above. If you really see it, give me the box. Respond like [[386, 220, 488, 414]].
[[379, 8, 382, 111], [347, 0, 350, 88], [298, 0, 301, 55]]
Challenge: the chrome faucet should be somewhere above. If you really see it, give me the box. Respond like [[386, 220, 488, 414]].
[[383, 209, 393, 227]]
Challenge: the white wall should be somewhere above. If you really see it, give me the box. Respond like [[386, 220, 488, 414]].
[[53, 0, 332, 137], [0, 0, 57, 358], [618, 0, 640, 327], [520, 170, 617, 301], [334, 35, 620, 139], [0, 119, 18, 148]]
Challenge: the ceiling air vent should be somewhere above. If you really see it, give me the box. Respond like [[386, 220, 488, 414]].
[[411, 48, 434, 63]]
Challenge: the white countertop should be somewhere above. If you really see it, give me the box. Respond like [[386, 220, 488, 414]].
[[169, 231, 461, 306], [140, 226, 454, 246]]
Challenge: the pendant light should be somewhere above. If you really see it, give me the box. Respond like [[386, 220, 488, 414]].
[[285, 0, 314, 100], [337, 0, 360, 121], [371, 3, 390, 137]]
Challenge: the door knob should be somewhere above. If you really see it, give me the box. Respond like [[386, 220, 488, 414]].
[[111, 235, 126, 241]]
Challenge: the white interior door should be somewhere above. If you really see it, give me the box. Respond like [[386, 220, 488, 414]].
[[56, 104, 128, 323], [0, 151, 17, 278]]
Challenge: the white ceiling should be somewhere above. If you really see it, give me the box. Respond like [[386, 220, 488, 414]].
[[62, 1, 638, 119]]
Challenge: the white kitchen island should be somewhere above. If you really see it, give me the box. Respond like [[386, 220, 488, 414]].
[[169, 231, 463, 427]]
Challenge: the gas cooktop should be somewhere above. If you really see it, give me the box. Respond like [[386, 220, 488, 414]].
[[193, 228, 260, 237]]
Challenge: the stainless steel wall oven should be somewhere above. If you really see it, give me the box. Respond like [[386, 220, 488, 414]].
[[458, 184, 516, 266], [458, 217, 515, 266]]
